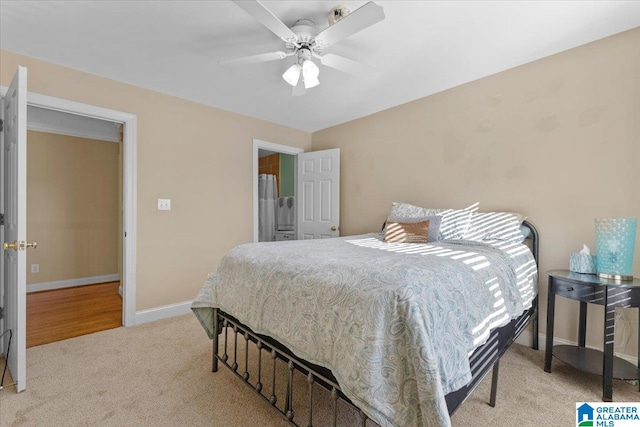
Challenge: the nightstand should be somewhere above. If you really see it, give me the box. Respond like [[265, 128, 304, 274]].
[[544, 269, 640, 401]]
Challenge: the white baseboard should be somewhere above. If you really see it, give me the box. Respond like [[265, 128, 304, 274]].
[[27, 274, 120, 293], [516, 328, 637, 365], [135, 300, 193, 325]]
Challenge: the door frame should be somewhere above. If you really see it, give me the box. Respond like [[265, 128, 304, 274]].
[[252, 139, 303, 243], [0, 87, 138, 327]]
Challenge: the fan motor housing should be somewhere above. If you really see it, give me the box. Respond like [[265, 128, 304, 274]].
[[287, 19, 316, 48]]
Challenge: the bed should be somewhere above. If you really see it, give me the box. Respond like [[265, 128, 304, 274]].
[[192, 211, 539, 427]]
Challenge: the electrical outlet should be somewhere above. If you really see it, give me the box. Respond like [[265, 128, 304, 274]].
[[157, 198, 171, 211], [31, 264, 39, 273]]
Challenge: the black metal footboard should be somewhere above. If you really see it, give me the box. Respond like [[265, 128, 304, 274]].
[[212, 308, 371, 427], [211, 301, 538, 426]]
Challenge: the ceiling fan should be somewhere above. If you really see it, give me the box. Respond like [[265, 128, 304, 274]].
[[220, 1, 385, 96]]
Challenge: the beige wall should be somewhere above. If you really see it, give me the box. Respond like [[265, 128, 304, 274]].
[[26, 131, 119, 284], [3, 27, 638, 355], [1, 49, 312, 310], [312, 28, 640, 357]]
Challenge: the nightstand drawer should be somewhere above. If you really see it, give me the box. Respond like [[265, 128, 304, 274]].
[[554, 281, 604, 304]]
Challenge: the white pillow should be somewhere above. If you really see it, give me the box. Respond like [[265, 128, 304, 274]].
[[464, 212, 526, 243], [388, 202, 479, 240]]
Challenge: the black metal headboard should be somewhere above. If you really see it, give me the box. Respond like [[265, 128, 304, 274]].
[[522, 220, 539, 266]]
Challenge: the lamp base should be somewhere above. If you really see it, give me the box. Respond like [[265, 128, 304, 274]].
[[597, 272, 634, 282]]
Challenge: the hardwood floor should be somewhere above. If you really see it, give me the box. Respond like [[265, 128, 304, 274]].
[[26, 282, 122, 348]]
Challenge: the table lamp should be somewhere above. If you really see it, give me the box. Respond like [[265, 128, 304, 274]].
[[595, 218, 637, 281]]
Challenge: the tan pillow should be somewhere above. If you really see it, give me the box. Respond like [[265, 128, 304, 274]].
[[384, 220, 430, 243]]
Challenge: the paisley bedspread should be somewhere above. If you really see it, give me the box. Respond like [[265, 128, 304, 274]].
[[192, 234, 537, 427]]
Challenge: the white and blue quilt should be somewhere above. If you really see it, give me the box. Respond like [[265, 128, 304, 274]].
[[192, 234, 537, 427]]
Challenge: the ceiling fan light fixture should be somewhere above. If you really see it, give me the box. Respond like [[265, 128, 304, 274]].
[[302, 59, 319, 77], [303, 74, 320, 89], [282, 63, 301, 86], [229, 1, 385, 95], [302, 59, 320, 89]]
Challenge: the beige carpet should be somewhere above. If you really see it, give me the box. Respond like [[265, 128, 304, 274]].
[[0, 314, 638, 426]]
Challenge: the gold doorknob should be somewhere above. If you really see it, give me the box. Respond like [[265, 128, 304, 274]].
[[331, 226, 337, 231], [3, 241, 18, 251], [2, 241, 37, 251]]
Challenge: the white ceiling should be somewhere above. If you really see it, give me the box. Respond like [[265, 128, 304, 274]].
[[1, 1, 639, 132]]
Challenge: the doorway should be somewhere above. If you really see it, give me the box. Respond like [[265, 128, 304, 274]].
[[1, 78, 137, 392], [25, 124, 122, 347], [18, 91, 138, 329], [252, 139, 341, 243], [252, 139, 303, 243]]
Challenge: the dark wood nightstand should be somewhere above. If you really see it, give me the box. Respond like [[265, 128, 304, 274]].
[[544, 269, 640, 401]]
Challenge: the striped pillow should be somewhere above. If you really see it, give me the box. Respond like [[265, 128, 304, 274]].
[[464, 212, 526, 243]]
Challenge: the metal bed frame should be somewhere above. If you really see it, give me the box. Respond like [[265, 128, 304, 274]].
[[209, 221, 540, 426]]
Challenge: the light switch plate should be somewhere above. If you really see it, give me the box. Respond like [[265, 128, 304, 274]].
[[157, 198, 171, 211]]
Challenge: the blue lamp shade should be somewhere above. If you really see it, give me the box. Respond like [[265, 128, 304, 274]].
[[595, 218, 637, 281]]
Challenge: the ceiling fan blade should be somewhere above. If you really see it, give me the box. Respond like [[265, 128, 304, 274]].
[[320, 53, 377, 77], [219, 51, 290, 67], [314, 2, 385, 49], [233, 0, 298, 44]]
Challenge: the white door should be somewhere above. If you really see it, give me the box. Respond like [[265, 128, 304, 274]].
[[297, 149, 340, 239], [1, 66, 28, 392]]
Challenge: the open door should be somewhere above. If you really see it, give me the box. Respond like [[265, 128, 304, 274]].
[[297, 148, 340, 239], [1, 66, 29, 392]]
